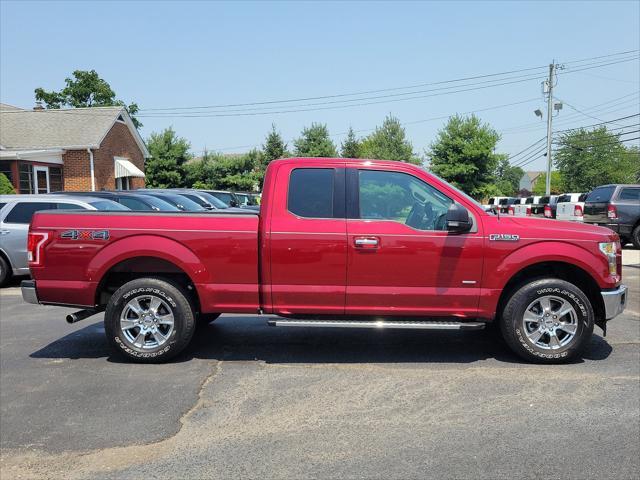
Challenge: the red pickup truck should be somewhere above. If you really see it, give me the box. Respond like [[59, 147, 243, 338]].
[[22, 158, 628, 363]]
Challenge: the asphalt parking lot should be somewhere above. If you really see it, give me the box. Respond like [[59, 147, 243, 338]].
[[0, 250, 638, 479]]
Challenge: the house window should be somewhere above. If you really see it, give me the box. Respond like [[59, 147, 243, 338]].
[[19, 163, 34, 194], [0, 162, 13, 186], [115, 176, 131, 190], [49, 167, 63, 192]]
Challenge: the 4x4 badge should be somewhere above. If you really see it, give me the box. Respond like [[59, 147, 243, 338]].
[[489, 233, 520, 241], [61, 230, 110, 241]]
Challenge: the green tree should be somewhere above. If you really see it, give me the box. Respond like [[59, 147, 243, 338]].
[[262, 124, 288, 165], [185, 150, 262, 191], [359, 115, 418, 163], [554, 127, 638, 191], [146, 127, 191, 188], [495, 158, 524, 196], [428, 114, 505, 199], [532, 171, 565, 195], [0, 173, 15, 194], [293, 123, 337, 157], [340, 127, 361, 158], [35, 69, 141, 128]]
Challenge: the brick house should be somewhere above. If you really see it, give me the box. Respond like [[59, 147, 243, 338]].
[[0, 103, 149, 193]]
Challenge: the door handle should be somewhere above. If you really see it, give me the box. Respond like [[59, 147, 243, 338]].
[[0, 229, 9, 235], [354, 236, 380, 248]]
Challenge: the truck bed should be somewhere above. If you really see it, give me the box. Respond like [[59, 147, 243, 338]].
[[29, 210, 260, 311]]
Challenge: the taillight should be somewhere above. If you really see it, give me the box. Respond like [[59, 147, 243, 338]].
[[607, 204, 617, 219], [526, 206, 531, 216], [544, 205, 552, 218], [574, 205, 583, 217], [508, 206, 515, 215], [27, 232, 50, 267]]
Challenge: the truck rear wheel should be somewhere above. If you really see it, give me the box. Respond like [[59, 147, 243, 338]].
[[500, 278, 594, 364], [104, 278, 196, 363]]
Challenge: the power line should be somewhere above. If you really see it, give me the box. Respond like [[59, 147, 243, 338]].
[[136, 50, 638, 114]]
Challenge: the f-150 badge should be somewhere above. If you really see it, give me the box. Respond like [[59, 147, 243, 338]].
[[489, 233, 519, 241], [61, 230, 110, 241]]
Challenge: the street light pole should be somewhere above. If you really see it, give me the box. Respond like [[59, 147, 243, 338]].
[[544, 62, 556, 196]]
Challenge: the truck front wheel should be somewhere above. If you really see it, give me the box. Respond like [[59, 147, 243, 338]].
[[500, 278, 594, 363], [104, 278, 196, 363]]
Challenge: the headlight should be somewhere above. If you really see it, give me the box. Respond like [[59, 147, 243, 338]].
[[599, 242, 618, 276]]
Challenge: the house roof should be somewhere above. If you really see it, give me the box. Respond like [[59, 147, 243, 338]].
[[0, 103, 24, 111], [0, 106, 150, 157]]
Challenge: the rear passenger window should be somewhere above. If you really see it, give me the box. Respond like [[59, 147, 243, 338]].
[[618, 188, 640, 201], [0, 202, 6, 211], [288, 168, 334, 218], [4, 202, 55, 224], [56, 203, 86, 210], [586, 186, 615, 202]]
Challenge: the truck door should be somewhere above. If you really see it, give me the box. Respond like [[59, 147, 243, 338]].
[[268, 163, 347, 315], [345, 167, 483, 317]]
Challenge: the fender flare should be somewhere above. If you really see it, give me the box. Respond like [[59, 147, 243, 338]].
[[490, 240, 607, 290], [87, 234, 210, 285]]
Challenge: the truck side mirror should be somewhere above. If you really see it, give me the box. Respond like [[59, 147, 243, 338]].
[[446, 203, 472, 233]]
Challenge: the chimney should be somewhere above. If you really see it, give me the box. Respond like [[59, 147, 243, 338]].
[[33, 101, 44, 111]]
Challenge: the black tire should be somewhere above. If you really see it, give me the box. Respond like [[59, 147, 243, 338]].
[[632, 225, 640, 249], [619, 236, 630, 247], [0, 255, 10, 288], [500, 278, 594, 364], [104, 278, 196, 363]]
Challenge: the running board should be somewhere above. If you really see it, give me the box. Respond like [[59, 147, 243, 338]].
[[267, 319, 485, 330]]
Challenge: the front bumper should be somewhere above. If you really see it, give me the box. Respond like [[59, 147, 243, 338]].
[[21, 280, 39, 305], [601, 285, 627, 320]]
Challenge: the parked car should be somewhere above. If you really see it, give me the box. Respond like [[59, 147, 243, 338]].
[[22, 158, 627, 364], [583, 184, 640, 247], [497, 197, 517, 214], [0, 194, 128, 287], [511, 196, 540, 217], [53, 191, 180, 211], [556, 193, 588, 222], [486, 196, 508, 213], [507, 198, 526, 216], [203, 190, 240, 207], [141, 189, 221, 211], [235, 192, 259, 207], [531, 195, 559, 218], [138, 191, 207, 211]]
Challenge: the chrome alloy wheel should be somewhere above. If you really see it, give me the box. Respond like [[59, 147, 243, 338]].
[[120, 295, 175, 349], [522, 295, 578, 350]]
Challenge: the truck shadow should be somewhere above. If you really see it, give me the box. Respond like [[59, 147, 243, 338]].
[[30, 315, 613, 365]]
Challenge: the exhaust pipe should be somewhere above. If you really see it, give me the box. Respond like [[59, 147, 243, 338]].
[[66, 307, 105, 324]]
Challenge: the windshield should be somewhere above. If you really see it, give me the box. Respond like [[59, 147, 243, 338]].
[[149, 193, 205, 211], [539, 196, 550, 205], [90, 200, 130, 211], [557, 194, 571, 203], [136, 195, 181, 211], [196, 191, 229, 209], [210, 191, 235, 206], [525, 197, 534, 204]]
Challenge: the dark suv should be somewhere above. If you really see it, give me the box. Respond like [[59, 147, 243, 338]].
[[583, 184, 640, 247]]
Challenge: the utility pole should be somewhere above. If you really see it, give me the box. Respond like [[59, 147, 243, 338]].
[[544, 62, 556, 196]]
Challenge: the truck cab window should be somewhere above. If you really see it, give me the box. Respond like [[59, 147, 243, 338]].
[[288, 168, 334, 218], [358, 170, 452, 231]]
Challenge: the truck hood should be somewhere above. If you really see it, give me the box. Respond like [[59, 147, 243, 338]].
[[491, 215, 618, 242]]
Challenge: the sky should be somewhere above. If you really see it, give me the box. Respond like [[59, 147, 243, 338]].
[[1, 0, 639, 171]]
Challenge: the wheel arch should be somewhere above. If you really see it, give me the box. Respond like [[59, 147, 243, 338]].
[[495, 260, 605, 326]]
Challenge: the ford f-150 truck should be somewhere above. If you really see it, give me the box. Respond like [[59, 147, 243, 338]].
[[21, 158, 628, 363]]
